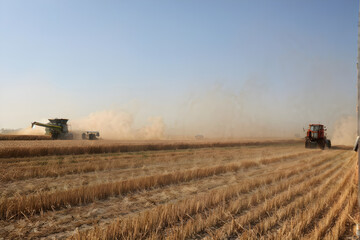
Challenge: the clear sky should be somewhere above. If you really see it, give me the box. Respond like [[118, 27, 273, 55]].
[[0, 0, 358, 138]]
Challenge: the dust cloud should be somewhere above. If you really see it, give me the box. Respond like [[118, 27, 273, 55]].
[[15, 81, 354, 142], [170, 83, 299, 139], [7, 126, 45, 135], [331, 116, 356, 145], [71, 110, 165, 140], [6, 69, 356, 142], [167, 76, 355, 141]]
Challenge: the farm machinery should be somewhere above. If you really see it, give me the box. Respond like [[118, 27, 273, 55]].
[[305, 124, 331, 150], [31, 118, 100, 140], [82, 131, 100, 140]]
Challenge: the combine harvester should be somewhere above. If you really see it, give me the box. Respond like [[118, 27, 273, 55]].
[[32, 118, 100, 140], [304, 124, 331, 150]]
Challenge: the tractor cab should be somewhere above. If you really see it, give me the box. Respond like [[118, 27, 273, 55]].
[[307, 124, 325, 139]]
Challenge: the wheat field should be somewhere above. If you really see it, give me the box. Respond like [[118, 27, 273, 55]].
[[0, 139, 357, 239]]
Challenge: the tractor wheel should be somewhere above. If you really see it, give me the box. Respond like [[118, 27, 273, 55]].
[[318, 139, 325, 150], [326, 140, 331, 149], [305, 139, 310, 148]]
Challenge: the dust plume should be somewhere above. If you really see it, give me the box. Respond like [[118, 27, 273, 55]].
[[71, 110, 165, 140], [1, 126, 46, 135], [171, 83, 296, 139], [15, 127, 45, 135], [136, 117, 165, 139], [169, 73, 355, 140], [331, 116, 356, 146]]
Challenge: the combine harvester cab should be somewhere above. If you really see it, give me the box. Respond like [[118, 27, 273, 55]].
[[305, 124, 331, 150]]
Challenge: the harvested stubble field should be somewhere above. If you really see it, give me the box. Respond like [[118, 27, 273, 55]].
[[0, 139, 358, 239]]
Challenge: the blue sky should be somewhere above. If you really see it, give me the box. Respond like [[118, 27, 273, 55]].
[[0, 0, 358, 137]]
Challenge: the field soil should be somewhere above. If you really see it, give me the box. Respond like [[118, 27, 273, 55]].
[[0, 139, 358, 239]]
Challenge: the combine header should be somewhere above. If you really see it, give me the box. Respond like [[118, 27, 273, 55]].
[[32, 118, 100, 140], [305, 124, 331, 150]]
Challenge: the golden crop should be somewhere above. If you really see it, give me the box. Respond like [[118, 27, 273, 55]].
[[0, 139, 301, 158], [0, 135, 50, 141]]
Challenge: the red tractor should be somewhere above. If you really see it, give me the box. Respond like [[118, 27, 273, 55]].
[[305, 124, 331, 150]]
